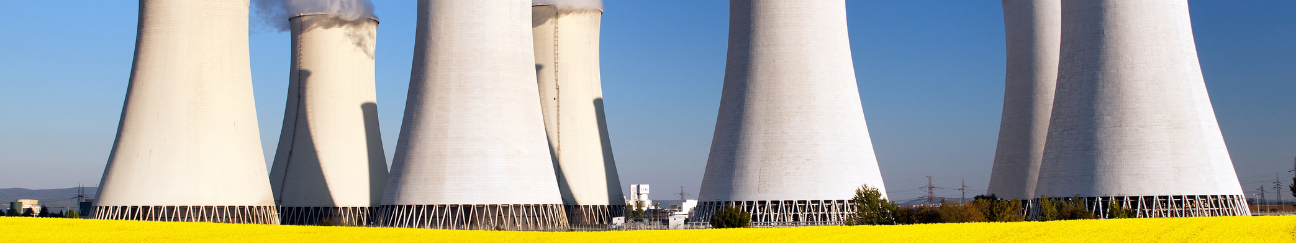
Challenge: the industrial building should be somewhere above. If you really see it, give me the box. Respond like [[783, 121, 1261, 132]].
[[1033, 0, 1249, 217], [532, 2, 626, 226], [377, 0, 568, 230], [268, 13, 387, 226], [93, 0, 279, 224], [693, 0, 887, 226], [987, 0, 1061, 201]]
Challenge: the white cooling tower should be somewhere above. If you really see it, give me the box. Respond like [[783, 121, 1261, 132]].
[[93, 0, 278, 224], [268, 13, 386, 226], [531, 3, 626, 226], [1035, 0, 1248, 217], [693, 0, 886, 226], [378, 0, 568, 230], [986, 0, 1061, 200]]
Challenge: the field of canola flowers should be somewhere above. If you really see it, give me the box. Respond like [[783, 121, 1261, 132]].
[[2, 216, 1293, 242]]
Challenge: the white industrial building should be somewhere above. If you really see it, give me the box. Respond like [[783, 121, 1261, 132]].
[[93, 0, 278, 224], [693, 0, 887, 226], [1034, 0, 1249, 217], [987, 0, 1061, 201], [268, 13, 387, 226], [531, 2, 627, 226], [377, 0, 568, 230]]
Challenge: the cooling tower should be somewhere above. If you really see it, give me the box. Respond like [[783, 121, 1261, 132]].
[[268, 13, 386, 226], [378, 0, 568, 230], [986, 0, 1061, 200], [1034, 0, 1249, 217], [693, 0, 886, 226], [531, 3, 626, 226], [92, 0, 278, 224]]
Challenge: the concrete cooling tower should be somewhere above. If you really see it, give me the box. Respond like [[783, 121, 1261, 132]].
[[1035, 0, 1249, 217], [693, 0, 887, 226], [93, 0, 278, 224], [268, 13, 386, 226], [378, 0, 568, 230], [986, 0, 1061, 201], [531, 3, 626, 226]]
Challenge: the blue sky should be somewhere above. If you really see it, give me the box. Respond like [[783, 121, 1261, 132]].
[[0, 1, 1292, 202]]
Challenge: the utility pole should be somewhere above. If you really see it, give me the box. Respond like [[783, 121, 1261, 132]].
[[1259, 186, 1267, 213]]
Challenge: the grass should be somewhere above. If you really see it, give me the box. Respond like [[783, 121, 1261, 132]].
[[2, 216, 1293, 242]]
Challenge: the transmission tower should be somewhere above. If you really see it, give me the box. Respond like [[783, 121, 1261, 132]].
[[957, 179, 969, 203], [677, 186, 690, 201]]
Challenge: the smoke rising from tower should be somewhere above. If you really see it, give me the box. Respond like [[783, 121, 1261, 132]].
[[253, 0, 376, 32]]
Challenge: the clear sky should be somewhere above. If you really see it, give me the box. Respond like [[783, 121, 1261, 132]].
[[1, 1, 1292, 202]]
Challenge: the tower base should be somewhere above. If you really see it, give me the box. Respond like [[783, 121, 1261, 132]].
[[91, 205, 279, 224], [376, 204, 568, 230], [565, 204, 625, 226], [279, 206, 376, 226], [690, 200, 854, 227], [1027, 195, 1251, 219]]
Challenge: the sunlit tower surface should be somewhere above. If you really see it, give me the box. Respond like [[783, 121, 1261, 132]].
[[532, 3, 626, 226], [1034, 0, 1249, 217], [378, 0, 568, 230], [987, 0, 1061, 200], [693, 0, 887, 226], [93, 0, 278, 224], [268, 13, 387, 226]]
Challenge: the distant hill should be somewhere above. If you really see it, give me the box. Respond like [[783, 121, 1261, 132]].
[[0, 187, 97, 212]]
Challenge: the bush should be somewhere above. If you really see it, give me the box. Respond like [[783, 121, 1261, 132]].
[[710, 204, 750, 228], [66, 209, 80, 219], [845, 184, 898, 225], [1038, 196, 1096, 221], [970, 195, 1025, 222]]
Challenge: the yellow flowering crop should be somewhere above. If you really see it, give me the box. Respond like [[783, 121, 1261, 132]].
[[2, 216, 1292, 242]]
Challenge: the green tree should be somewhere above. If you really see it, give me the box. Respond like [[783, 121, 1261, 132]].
[[845, 184, 898, 225], [1037, 196, 1057, 221], [1106, 200, 1134, 219], [65, 209, 79, 218], [1290, 176, 1295, 204], [37, 207, 49, 217], [709, 204, 750, 228]]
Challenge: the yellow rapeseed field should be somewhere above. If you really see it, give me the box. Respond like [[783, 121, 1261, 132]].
[[2, 216, 1293, 242]]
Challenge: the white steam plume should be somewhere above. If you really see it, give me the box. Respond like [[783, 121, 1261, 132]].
[[533, 0, 603, 11], [253, 0, 377, 32]]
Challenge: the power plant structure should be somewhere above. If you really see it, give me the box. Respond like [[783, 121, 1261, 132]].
[[531, 2, 626, 226], [693, 0, 887, 226], [1034, 0, 1249, 217], [268, 13, 386, 226], [378, 0, 569, 230], [987, 0, 1061, 201], [93, 0, 279, 224]]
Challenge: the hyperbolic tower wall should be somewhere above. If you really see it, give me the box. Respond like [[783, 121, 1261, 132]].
[[987, 0, 1061, 200], [269, 13, 387, 226], [93, 0, 278, 224], [693, 0, 887, 226], [378, 0, 568, 230], [1035, 0, 1248, 217], [531, 3, 626, 226]]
